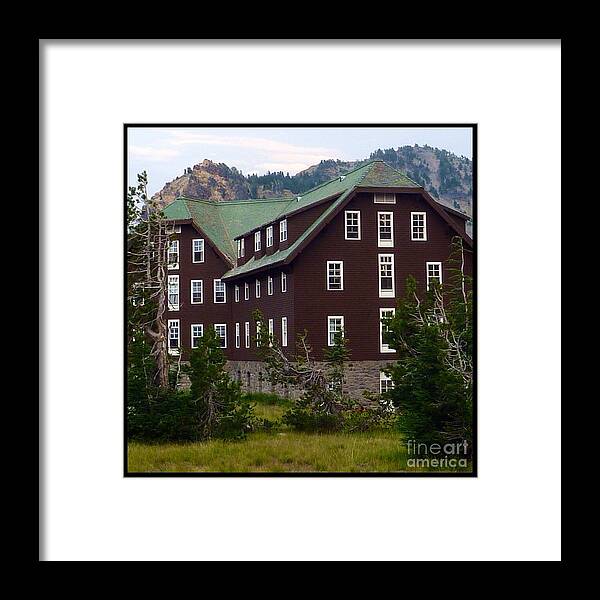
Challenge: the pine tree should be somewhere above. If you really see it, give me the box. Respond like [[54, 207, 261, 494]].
[[187, 327, 253, 440], [385, 237, 473, 450]]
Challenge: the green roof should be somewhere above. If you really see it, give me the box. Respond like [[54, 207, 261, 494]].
[[163, 197, 293, 262], [162, 160, 423, 271], [359, 160, 419, 187], [222, 187, 355, 278]]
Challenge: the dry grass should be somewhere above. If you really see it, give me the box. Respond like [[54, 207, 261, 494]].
[[127, 431, 472, 474]]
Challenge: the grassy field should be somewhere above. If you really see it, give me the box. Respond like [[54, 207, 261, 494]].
[[127, 393, 472, 474], [128, 431, 471, 474]]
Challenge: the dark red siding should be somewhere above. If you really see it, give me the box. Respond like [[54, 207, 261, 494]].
[[228, 267, 295, 361], [166, 224, 230, 356], [292, 191, 472, 360], [167, 191, 472, 364]]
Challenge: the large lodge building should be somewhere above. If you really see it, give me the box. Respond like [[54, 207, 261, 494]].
[[162, 160, 473, 397]]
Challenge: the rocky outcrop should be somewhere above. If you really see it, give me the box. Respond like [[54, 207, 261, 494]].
[[152, 159, 253, 207], [152, 145, 473, 216]]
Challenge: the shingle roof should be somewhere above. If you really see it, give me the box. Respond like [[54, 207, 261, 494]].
[[163, 197, 293, 263], [359, 160, 420, 187], [221, 186, 355, 279], [162, 160, 467, 276]]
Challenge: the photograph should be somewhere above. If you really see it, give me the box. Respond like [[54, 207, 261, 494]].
[[41, 38, 561, 562], [125, 125, 476, 475]]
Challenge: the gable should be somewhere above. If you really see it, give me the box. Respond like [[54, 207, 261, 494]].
[[162, 160, 472, 280]]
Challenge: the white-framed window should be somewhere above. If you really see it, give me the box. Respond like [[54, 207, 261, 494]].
[[327, 316, 344, 347], [235, 323, 241, 348], [234, 285, 240, 303], [327, 261, 344, 291], [237, 238, 245, 259], [214, 324, 227, 348], [345, 210, 361, 240], [167, 224, 181, 234], [167, 319, 180, 354], [190, 279, 203, 304], [244, 282, 249, 301], [411, 212, 427, 241], [245, 322, 250, 348], [281, 272, 287, 293], [267, 275, 274, 295], [426, 262, 443, 290], [191, 324, 203, 349], [380, 308, 396, 353], [214, 279, 226, 303], [131, 282, 145, 307], [374, 193, 396, 204], [266, 225, 274, 247], [168, 275, 179, 311], [167, 239, 179, 270], [280, 219, 288, 242], [268, 318, 274, 347], [192, 238, 205, 263], [254, 231, 262, 252], [378, 254, 395, 298], [255, 278, 261, 298], [281, 316, 288, 347], [380, 372, 395, 394], [256, 321, 262, 347], [378, 211, 394, 247]]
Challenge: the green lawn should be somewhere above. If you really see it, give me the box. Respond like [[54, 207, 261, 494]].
[[252, 401, 288, 422], [127, 394, 472, 474], [128, 431, 472, 473]]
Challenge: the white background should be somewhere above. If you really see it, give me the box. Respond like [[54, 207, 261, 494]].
[[41, 41, 561, 561]]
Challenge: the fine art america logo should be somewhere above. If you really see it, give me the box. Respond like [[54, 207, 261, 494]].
[[407, 440, 470, 469]]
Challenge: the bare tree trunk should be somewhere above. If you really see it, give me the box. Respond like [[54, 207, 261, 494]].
[[128, 173, 172, 390]]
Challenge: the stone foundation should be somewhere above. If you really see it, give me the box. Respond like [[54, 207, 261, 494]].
[[226, 360, 395, 401], [225, 360, 292, 399], [176, 360, 395, 401]]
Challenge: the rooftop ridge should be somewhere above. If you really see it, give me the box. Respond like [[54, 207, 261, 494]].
[[357, 160, 421, 188], [292, 160, 378, 198], [178, 196, 292, 205]]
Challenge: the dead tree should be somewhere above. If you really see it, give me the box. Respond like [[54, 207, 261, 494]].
[[127, 172, 173, 389], [253, 310, 345, 414]]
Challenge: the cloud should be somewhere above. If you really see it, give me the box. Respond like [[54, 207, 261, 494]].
[[129, 145, 180, 161], [163, 131, 338, 174]]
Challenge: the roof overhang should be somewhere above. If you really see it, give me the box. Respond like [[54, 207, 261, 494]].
[[222, 185, 473, 280], [166, 217, 235, 268], [231, 192, 343, 241]]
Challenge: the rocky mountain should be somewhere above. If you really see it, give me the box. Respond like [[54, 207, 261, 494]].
[[152, 159, 253, 205], [152, 145, 473, 216]]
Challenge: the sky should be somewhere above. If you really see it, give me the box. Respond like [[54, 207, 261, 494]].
[[127, 127, 473, 196]]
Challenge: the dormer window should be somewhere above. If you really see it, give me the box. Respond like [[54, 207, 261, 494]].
[[266, 225, 274, 248], [374, 193, 396, 204], [237, 239, 245, 259], [255, 231, 262, 252], [280, 219, 288, 242]]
